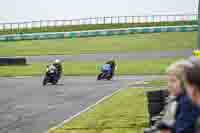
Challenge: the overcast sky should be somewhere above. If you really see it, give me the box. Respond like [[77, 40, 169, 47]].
[[0, 0, 198, 22]]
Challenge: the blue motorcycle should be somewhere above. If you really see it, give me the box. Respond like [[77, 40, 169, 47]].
[[97, 64, 113, 80]]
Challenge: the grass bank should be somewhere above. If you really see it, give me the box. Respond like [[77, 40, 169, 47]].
[[0, 58, 181, 77], [0, 32, 196, 56]]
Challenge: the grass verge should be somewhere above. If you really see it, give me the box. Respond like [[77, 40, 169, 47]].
[[48, 88, 161, 133], [145, 80, 167, 87], [0, 32, 196, 56], [0, 58, 181, 77]]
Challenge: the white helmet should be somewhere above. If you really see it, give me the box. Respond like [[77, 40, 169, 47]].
[[54, 59, 61, 64]]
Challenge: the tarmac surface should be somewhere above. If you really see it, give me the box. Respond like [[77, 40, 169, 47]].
[[0, 75, 163, 133], [1, 48, 189, 133], [25, 49, 192, 63]]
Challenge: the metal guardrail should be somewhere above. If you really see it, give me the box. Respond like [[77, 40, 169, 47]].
[[0, 14, 197, 31], [0, 25, 197, 41]]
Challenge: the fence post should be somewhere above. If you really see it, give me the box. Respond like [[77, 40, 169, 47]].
[[45, 20, 48, 28], [174, 15, 176, 22], [145, 16, 148, 23], [89, 17, 92, 24], [82, 19, 85, 25], [0, 24, 1, 33], [96, 17, 98, 24], [30, 21, 33, 31], [79, 19, 81, 25], [138, 16, 140, 23], [18, 23, 20, 33], [118, 16, 120, 24], [62, 20, 65, 26], [132, 16, 134, 24], [76, 19, 79, 25], [103, 17, 106, 24], [62, 20, 64, 27], [54, 20, 56, 28], [3, 24, 5, 32], [10, 23, 12, 32], [25, 22, 28, 31], [159, 15, 162, 23], [153, 15, 155, 23], [166, 15, 169, 22], [46, 20, 49, 28], [125, 16, 127, 23], [70, 20, 72, 25], [40, 20, 42, 31], [95, 17, 98, 24]]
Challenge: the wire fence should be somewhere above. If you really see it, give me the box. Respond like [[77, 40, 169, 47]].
[[0, 14, 197, 32]]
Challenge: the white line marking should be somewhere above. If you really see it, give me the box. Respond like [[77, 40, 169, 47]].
[[45, 85, 126, 133]]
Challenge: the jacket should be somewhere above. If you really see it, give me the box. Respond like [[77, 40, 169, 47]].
[[174, 94, 200, 133]]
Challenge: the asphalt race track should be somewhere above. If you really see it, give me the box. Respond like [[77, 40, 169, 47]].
[[26, 49, 192, 63], [0, 75, 162, 133]]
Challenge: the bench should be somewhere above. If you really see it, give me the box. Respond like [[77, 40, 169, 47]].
[[146, 89, 168, 126]]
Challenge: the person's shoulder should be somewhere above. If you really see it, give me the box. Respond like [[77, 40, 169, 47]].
[[176, 94, 191, 107], [179, 95, 192, 104], [180, 95, 200, 111]]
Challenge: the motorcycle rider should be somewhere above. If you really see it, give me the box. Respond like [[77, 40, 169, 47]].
[[43, 64, 58, 85], [101, 63, 112, 76], [52, 59, 63, 80], [47, 64, 57, 73], [105, 60, 116, 77]]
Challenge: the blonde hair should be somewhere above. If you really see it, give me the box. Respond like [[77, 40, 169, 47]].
[[166, 60, 193, 81]]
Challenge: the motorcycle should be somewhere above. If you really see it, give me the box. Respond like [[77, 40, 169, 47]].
[[43, 65, 59, 86], [97, 70, 113, 80]]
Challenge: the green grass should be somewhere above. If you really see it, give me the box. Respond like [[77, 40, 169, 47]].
[[0, 32, 196, 56], [0, 21, 197, 35], [0, 58, 181, 76], [48, 88, 161, 133], [146, 79, 167, 87]]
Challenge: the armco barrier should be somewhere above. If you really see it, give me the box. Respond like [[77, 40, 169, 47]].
[[0, 57, 27, 65], [0, 25, 197, 41]]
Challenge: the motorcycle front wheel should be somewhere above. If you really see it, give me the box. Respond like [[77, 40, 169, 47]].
[[43, 77, 48, 86], [97, 73, 104, 80]]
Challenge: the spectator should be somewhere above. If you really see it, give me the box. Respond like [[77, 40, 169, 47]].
[[144, 60, 193, 133], [185, 63, 200, 132], [159, 60, 196, 133], [167, 58, 200, 133]]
